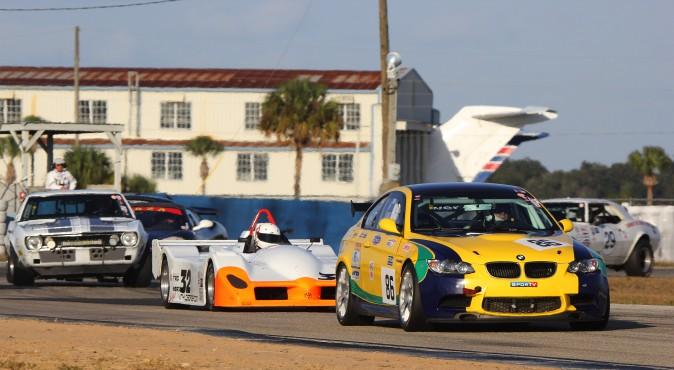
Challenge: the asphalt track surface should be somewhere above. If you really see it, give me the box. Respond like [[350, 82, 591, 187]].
[[0, 265, 673, 370]]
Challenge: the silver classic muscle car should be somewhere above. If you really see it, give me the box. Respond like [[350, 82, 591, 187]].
[[5, 190, 150, 286]]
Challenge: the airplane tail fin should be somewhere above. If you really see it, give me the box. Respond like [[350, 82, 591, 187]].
[[425, 106, 557, 183]]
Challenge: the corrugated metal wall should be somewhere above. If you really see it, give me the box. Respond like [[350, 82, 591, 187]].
[[172, 195, 361, 251]]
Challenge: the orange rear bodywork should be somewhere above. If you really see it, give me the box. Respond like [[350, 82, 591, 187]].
[[213, 267, 336, 308]]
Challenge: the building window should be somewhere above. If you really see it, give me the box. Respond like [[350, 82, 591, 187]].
[[237, 153, 268, 181], [0, 99, 22, 123], [339, 103, 360, 130], [322, 154, 353, 182], [160, 101, 191, 129], [79, 100, 107, 124], [245, 102, 261, 130], [151, 151, 183, 180]]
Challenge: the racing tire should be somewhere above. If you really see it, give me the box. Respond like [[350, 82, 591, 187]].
[[399, 264, 426, 332], [335, 264, 374, 326], [159, 257, 179, 309], [623, 240, 654, 277], [123, 253, 153, 288], [204, 262, 216, 311], [8, 248, 35, 286], [569, 292, 610, 331]]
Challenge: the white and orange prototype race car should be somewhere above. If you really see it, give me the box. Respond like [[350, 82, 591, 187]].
[[151, 209, 337, 309]]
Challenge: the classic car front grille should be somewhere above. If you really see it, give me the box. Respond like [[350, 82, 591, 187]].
[[525, 262, 557, 278], [486, 262, 521, 278], [483, 297, 561, 314], [52, 234, 114, 248]]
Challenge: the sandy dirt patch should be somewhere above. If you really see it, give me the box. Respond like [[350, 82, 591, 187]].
[[0, 318, 547, 370]]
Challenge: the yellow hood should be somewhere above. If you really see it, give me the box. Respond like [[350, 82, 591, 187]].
[[424, 233, 575, 264]]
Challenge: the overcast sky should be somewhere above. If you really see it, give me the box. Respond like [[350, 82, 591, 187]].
[[1, 0, 672, 170]]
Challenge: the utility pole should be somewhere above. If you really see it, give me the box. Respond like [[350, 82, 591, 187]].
[[378, 0, 391, 193], [74, 25, 80, 145]]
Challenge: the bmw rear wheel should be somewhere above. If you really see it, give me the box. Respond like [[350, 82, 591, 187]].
[[399, 264, 426, 332], [335, 264, 373, 325], [205, 262, 215, 311]]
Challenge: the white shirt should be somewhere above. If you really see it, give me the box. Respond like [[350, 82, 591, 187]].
[[45, 169, 77, 190]]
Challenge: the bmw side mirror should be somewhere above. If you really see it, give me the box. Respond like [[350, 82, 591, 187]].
[[559, 219, 574, 233], [378, 218, 401, 235]]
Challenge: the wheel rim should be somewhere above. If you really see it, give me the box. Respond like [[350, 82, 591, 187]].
[[336, 267, 350, 319], [207, 265, 215, 305], [640, 248, 653, 274], [399, 270, 414, 324], [160, 261, 170, 302]]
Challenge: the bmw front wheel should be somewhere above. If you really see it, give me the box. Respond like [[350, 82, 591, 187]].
[[399, 264, 426, 331]]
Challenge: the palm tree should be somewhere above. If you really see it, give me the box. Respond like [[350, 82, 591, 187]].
[[0, 136, 21, 185], [185, 136, 224, 195], [628, 146, 672, 205], [65, 146, 113, 189], [260, 78, 342, 198]]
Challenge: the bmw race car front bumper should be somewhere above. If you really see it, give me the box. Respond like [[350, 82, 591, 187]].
[[418, 268, 609, 323]]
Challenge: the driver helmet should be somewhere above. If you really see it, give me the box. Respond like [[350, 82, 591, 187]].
[[253, 223, 282, 249], [493, 204, 511, 222]]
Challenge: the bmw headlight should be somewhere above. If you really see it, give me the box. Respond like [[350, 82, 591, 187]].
[[567, 258, 601, 274], [26, 236, 43, 250], [121, 232, 138, 246], [427, 259, 475, 275]]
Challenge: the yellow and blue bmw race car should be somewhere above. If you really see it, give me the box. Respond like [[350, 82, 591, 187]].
[[336, 183, 610, 331]]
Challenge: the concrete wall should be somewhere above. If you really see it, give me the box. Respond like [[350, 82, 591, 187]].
[[627, 205, 674, 262]]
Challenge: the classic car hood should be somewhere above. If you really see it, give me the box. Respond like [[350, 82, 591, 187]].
[[19, 216, 139, 235], [424, 232, 576, 264]]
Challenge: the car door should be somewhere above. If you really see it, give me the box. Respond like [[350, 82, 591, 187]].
[[361, 192, 405, 305], [588, 202, 628, 264], [358, 194, 390, 298]]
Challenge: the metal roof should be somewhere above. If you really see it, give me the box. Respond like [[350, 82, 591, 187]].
[[0, 66, 381, 90]]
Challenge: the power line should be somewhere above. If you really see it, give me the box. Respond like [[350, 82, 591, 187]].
[[0, 0, 184, 12]]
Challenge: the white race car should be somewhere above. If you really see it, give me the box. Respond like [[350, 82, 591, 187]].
[[543, 198, 660, 276], [151, 209, 337, 309]]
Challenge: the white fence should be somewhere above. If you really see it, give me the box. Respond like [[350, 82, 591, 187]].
[[627, 205, 674, 262]]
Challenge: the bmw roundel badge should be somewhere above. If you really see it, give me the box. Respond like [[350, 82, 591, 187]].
[[516, 254, 526, 261]]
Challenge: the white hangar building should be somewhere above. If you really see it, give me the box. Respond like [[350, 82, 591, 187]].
[[0, 66, 438, 198]]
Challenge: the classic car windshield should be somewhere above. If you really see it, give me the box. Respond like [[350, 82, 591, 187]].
[[543, 202, 586, 223], [132, 206, 189, 231], [412, 194, 559, 236], [21, 194, 132, 221]]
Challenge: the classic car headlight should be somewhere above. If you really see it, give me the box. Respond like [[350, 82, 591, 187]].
[[121, 232, 138, 246], [109, 234, 120, 246], [26, 236, 43, 250], [427, 259, 475, 275], [567, 258, 601, 273]]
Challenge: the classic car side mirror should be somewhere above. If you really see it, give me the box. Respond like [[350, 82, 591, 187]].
[[559, 219, 574, 233], [193, 219, 214, 231], [379, 218, 400, 235]]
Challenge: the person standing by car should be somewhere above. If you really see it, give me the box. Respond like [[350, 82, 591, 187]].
[[45, 158, 77, 190]]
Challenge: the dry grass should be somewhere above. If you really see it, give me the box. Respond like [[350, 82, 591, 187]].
[[610, 276, 674, 305]]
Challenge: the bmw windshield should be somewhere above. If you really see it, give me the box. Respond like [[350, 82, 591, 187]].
[[411, 193, 559, 236]]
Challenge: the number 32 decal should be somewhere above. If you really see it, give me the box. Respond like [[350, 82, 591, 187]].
[[381, 267, 396, 305]]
